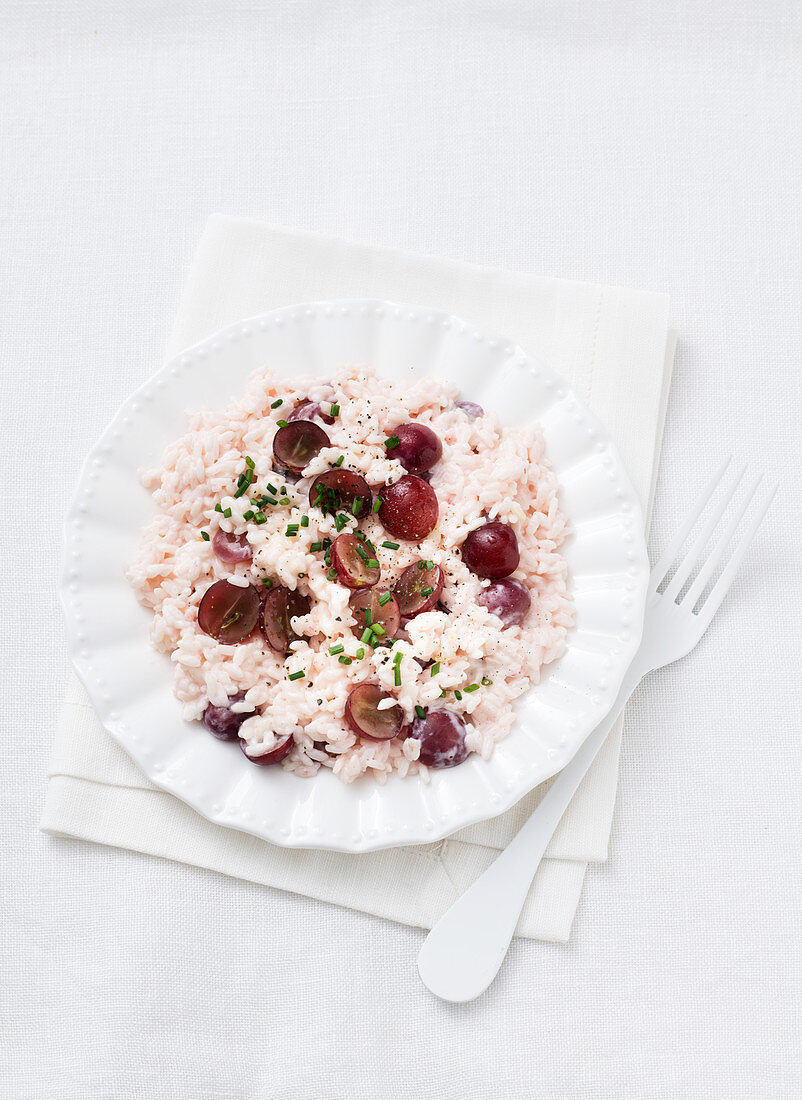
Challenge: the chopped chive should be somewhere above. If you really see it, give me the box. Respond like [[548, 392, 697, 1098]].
[[430, 662, 440, 676], [300, 515, 309, 528], [415, 705, 426, 720], [245, 456, 255, 470], [262, 578, 273, 589], [279, 497, 291, 506], [338, 655, 353, 665], [243, 509, 255, 520], [351, 497, 363, 517], [372, 623, 386, 637], [200, 531, 210, 541], [454, 689, 463, 700], [333, 455, 344, 467], [329, 403, 340, 417], [356, 647, 365, 659], [373, 497, 382, 513], [393, 650, 403, 664], [328, 643, 345, 655], [297, 572, 305, 579], [394, 665, 402, 687], [420, 586, 434, 596], [418, 562, 426, 570], [263, 497, 278, 507], [286, 524, 299, 536], [214, 502, 223, 513], [266, 483, 277, 494], [378, 592, 392, 607], [481, 677, 493, 686], [334, 513, 348, 532], [355, 544, 368, 561], [440, 689, 447, 698], [424, 560, 434, 570], [381, 540, 400, 550], [360, 628, 374, 645], [276, 419, 288, 428], [464, 683, 480, 693], [364, 609, 372, 626], [366, 558, 379, 569], [288, 670, 305, 681], [327, 568, 337, 581], [254, 512, 267, 525], [271, 398, 283, 409], [223, 507, 232, 518], [310, 541, 323, 552], [281, 487, 288, 495], [322, 537, 332, 549], [385, 435, 400, 450]]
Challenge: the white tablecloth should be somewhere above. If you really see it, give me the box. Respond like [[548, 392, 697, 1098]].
[[2, 2, 800, 1097]]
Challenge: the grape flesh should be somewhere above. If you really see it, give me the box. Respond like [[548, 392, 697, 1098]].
[[259, 586, 311, 652], [240, 733, 294, 765], [410, 709, 469, 768], [345, 684, 404, 741], [197, 580, 261, 643], [212, 529, 252, 563], [390, 423, 442, 475], [477, 578, 531, 627], [272, 420, 330, 473], [456, 401, 484, 418], [203, 693, 248, 741], [461, 522, 519, 578], [349, 588, 400, 640], [309, 469, 372, 518], [331, 533, 381, 589], [378, 475, 439, 541], [393, 561, 443, 618]]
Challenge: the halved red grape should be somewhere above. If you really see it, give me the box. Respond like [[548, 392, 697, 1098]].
[[378, 475, 439, 541], [331, 533, 380, 589], [287, 399, 335, 426], [259, 586, 311, 652], [410, 708, 469, 768], [477, 577, 531, 626], [393, 560, 444, 619], [212, 529, 252, 563], [273, 420, 330, 474], [309, 469, 372, 518], [198, 580, 261, 643], [203, 693, 248, 741], [461, 522, 519, 579], [389, 423, 442, 475], [349, 588, 400, 640], [240, 732, 294, 765], [345, 684, 404, 741], [456, 401, 484, 418]]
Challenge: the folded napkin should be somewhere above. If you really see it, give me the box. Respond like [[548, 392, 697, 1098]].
[[42, 216, 673, 941]]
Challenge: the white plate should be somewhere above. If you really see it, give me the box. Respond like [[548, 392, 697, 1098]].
[[60, 300, 649, 853]]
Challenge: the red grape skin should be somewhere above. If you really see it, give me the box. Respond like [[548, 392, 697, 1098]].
[[393, 561, 444, 618], [477, 578, 531, 627], [331, 533, 381, 589], [345, 684, 404, 741], [212, 529, 252, 563], [461, 522, 520, 579], [378, 475, 439, 541], [389, 423, 442, 475], [308, 469, 372, 518], [349, 588, 400, 640], [203, 693, 248, 741], [409, 709, 470, 768], [197, 580, 261, 643], [272, 420, 330, 473], [259, 586, 311, 652], [240, 732, 294, 765], [287, 400, 334, 426], [456, 401, 484, 418]]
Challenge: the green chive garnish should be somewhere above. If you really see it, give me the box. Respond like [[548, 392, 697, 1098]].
[[334, 455, 344, 467], [286, 524, 299, 536], [421, 586, 434, 596], [385, 435, 400, 450], [271, 398, 283, 409], [243, 510, 255, 520], [364, 609, 372, 626], [355, 544, 368, 561], [481, 677, 492, 686], [351, 497, 363, 517], [381, 541, 399, 550], [334, 514, 348, 532], [327, 568, 337, 581], [431, 662, 440, 676], [266, 483, 277, 495], [262, 578, 273, 589], [378, 592, 392, 607], [366, 558, 379, 569], [373, 497, 382, 513], [360, 628, 374, 645], [288, 670, 305, 681], [464, 683, 480, 693], [394, 666, 402, 687], [338, 655, 353, 665], [310, 541, 322, 552], [254, 512, 267, 524], [329, 643, 344, 655], [245, 456, 255, 470], [415, 705, 426, 720], [301, 515, 309, 528], [454, 689, 463, 700], [276, 419, 288, 428], [200, 531, 210, 541], [329, 403, 340, 417], [223, 507, 232, 518], [356, 647, 365, 659], [372, 623, 386, 637], [264, 497, 278, 507], [279, 497, 291, 506], [424, 560, 434, 570], [214, 502, 222, 513]]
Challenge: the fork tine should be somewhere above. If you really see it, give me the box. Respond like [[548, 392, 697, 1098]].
[[695, 481, 778, 628], [662, 462, 747, 601], [650, 455, 732, 593], [681, 471, 764, 609]]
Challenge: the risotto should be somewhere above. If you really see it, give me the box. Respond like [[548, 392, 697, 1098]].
[[126, 365, 573, 783]]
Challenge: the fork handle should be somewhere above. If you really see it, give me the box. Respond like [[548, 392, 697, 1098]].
[[417, 660, 644, 1002]]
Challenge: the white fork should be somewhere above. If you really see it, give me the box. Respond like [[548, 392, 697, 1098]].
[[418, 459, 778, 1002]]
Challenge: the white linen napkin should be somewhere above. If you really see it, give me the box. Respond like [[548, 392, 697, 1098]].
[[42, 216, 674, 941]]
